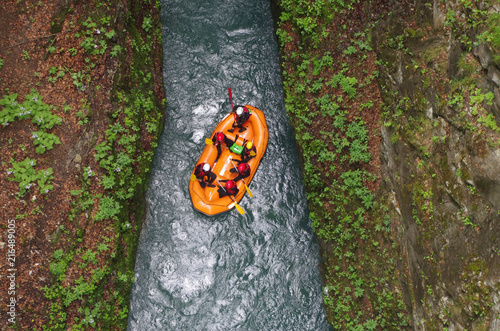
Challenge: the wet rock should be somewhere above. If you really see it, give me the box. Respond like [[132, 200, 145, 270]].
[[375, 0, 500, 328], [473, 44, 492, 70], [73, 153, 82, 164], [489, 66, 500, 87], [432, 1, 446, 31], [470, 149, 500, 208], [447, 36, 462, 79]]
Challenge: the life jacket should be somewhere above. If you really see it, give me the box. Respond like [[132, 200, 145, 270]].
[[214, 132, 225, 145], [238, 163, 250, 176], [233, 106, 250, 124], [243, 144, 256, 157], [226, 186, 237, 195], [194, 163, 208, 178], [225, 180, 237, 195], [238, 108, 250, 123]]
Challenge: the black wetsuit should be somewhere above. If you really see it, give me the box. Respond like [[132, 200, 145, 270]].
[[194, 163, 216, 188], [229, 105, 251, 132], [217, 184, 239, 198], [212, 133, 236, 163], [239, 144, 257, 163], [230, 162, 251, 182]]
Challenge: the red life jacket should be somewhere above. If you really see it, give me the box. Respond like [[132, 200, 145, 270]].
[[214, 132, 225, 144], [195, 163, 208, 178], [238, 163, 250, 175], [225, 180, 237, 195]]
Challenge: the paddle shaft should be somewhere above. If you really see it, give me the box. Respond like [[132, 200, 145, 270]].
[[228, 87, 233, 109], [228, 87, 237, 122], [230, 159, 238, 172]]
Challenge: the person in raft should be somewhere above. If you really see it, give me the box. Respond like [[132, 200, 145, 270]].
[[218, 179, 239, 198], [236, 141, 257, 163], [230, 162, 251, 182], [212, 131, 237, 163], [228, 105, 251, 133], [194, 162, 216, 188]]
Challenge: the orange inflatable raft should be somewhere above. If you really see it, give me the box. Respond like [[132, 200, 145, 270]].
[[189, 105, 268, 216]]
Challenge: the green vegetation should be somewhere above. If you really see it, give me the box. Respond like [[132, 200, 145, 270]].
[[1, 90, 60, 197], [27, 0, 165, 329], [276, 0, 410, 329], [277, 0, 499, 329], [77, 17, 117, 56], [376, 0, 499, 325], [7, 157, 54, 197], [485, 12, 500, 64], [0, 90, 62, 131], [445, 0, 500, 61]]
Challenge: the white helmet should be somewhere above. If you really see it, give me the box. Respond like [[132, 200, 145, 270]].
[[236, 107, 244, 116], [202, 163, 210, 172]]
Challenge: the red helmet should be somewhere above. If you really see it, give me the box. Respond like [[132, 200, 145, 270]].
[[238, 163, 248, 173], [226, 180, 236, 190], [216, 132, 224, 142]]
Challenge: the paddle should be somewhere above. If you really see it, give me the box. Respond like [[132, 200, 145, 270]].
[[190, 174, 197, 181], [228, 87, 234, 109], [241, 178, 253, 198], [230, 160, 253, 198], [228, 87, 238, 123], [217, 179, 245, 215]]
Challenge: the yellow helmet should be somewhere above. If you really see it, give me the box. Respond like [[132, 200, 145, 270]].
[[246, 142, 253, 149]]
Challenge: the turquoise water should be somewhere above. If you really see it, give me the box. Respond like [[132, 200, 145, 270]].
[[127, 0, 331, 329]]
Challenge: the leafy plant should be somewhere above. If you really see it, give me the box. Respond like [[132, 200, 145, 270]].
[[100, 175, 116, 189], [94, 195, 121, 221], [22, 50, 30, 60], [478, 113, 500, 132], [68, 47, 78, 56], [77, 17, 117, 56], [142, 16, 153, 32], [339, 76, 358, 99], [71, 71, 87, 91], [7, 158, 54, 196], [83, 166, 95, 180], [110, 44, 122, 57], [0, 93, 19, 126]]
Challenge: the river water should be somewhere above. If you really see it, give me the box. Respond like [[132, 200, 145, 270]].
[[127, 0, 331, 329]]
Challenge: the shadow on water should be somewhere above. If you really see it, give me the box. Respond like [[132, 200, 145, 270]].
[[127, 0, 332, 329]]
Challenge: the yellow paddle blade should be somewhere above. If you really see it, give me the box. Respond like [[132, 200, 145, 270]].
[[205, 138, 213, 145], [233, 201, 245, 214], [190, 174, 197, 181], [242, 178, 253, 197], [244, 183, 253, 197]]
